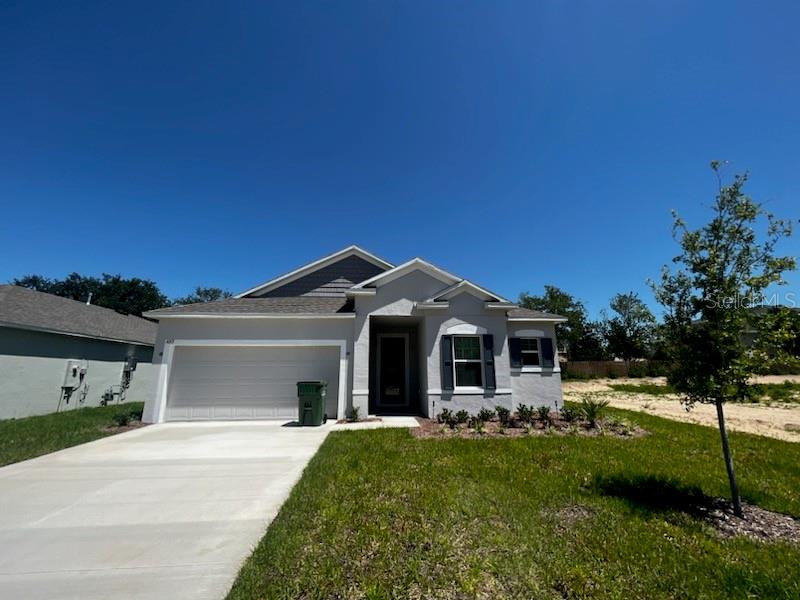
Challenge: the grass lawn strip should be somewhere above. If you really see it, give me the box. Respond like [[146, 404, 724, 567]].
[[0, 402, 144, 467], [228, 407, 800, 600]]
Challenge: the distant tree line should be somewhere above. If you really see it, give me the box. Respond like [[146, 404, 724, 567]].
[[11, 273, 232, 317], [518, 286, 662, 362], [519, 283, 800, 364]]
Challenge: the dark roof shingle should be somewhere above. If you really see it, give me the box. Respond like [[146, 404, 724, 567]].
[[145, 296, 353, 317], [0, 285, 157, 345], [507, 307, 567, 320]]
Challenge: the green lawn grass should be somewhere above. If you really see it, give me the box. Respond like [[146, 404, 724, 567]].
[[0, 402, 144, 467], [228, 408, 800, 600], [752, 381, 800, 403]]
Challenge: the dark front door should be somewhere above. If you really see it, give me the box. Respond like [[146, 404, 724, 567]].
[[377, 335, 409, 410]]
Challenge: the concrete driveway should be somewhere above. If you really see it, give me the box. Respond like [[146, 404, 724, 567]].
[[0, 421, 330, 600]]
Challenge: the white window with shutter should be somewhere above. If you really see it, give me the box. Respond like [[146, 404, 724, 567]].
[[452, 335, 483, 389]]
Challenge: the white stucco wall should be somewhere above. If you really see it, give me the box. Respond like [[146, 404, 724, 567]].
[[423, 294, 513, 417], [507, 321, 563, 410]]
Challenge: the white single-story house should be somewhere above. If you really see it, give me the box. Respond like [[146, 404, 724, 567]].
[[0, 285, 157, 419], [142, 246, 566, 423]]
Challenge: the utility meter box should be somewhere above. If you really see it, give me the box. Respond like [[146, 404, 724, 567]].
[[62, 360, 87, 389]]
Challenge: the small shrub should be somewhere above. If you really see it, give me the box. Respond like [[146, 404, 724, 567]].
[[495, 406, 511, 425], [523, 423, 534, 435], [349, 406, 361, 422], [627, 364, 647, 378], [110, 406, 142, 426], [472, 420, 486, 434], [455, 410, 470, 424], [536, 405, 552, 424], [516, 404, 534, 424], [581, 397, 610, 427], [437, 408, 458, 429], [477, 408, 495, 422], [646, 361, 670, 377], [112, 412, 132, 427], [560, 404, 581, 423]]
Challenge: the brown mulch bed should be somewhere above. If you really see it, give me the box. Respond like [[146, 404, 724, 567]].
[[699, 500, 800, 542], [101, 420, 148, 434], [411, 416, 647, 439], [541, 501, 799, 543]]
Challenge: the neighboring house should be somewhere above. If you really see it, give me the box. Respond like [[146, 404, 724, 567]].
[[142, 246, 566, 423], [0, 285, 158, 419]]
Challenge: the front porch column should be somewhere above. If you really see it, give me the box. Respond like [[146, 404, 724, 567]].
[[351, 313, 371, 417]]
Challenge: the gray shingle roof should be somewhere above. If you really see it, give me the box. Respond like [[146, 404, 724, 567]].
[[507, 307, 567, 320], [145, 296, 353, 317], [0, 285, 157, 345]]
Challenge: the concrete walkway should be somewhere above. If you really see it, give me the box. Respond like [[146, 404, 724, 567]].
[[0, 421, 330, 600]]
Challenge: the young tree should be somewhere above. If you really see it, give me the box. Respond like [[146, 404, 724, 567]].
[[603, 292, 657, 361], [173, 286, 233, 305], [651, 163, 795, 517], [519, 286, 607, 360]]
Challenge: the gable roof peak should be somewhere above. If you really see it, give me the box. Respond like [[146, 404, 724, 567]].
[[428, 279, 511, 303], [350, 256, 462, 290], [236, 245, 394, 298]]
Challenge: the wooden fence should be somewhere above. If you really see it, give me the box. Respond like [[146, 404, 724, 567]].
[[561, 360, 669, 379]]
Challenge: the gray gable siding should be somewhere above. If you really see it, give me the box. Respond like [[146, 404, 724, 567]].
[[257, 255, 386, 298]]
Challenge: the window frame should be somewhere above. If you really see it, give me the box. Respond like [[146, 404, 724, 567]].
[[512, 336, 549, 373], [520, 337, 540, 368], [452, 335, 484, 390]]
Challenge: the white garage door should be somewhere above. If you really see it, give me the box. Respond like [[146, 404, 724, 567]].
[[166, 346, 340, 421]]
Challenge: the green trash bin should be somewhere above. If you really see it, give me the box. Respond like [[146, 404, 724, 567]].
[[297, 381, 328, 426]]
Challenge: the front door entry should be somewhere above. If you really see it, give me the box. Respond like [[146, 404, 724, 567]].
[[377, 334, 409, 410]]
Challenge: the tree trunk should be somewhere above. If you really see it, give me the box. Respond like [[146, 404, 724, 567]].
[[715, 400, 743, 518]]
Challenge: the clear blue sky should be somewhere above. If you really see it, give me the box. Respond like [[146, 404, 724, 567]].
[[1, 2, 798, 318]]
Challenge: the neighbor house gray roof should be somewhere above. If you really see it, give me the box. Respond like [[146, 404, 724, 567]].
[[144, 297, 354, 317], [0, 285, 158, 345], [507, 307, 567, 320]]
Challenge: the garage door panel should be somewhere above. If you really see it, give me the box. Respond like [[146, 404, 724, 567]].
[[166, 346, 340, 421]]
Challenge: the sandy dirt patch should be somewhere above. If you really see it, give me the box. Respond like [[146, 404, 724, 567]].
[[563, 376, 800, 443]]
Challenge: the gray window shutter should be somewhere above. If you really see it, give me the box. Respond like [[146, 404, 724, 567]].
[[509, 337, 522, 368], [440, 335, 454, 391], [540, 337, 555, 368], [482, 334, 496, 390]]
